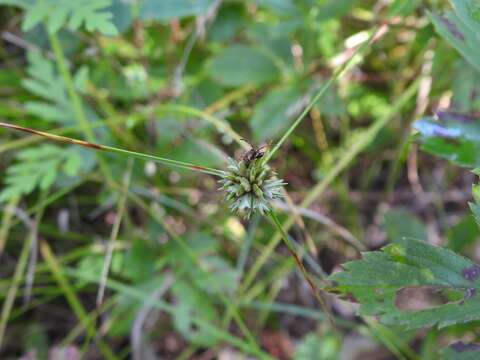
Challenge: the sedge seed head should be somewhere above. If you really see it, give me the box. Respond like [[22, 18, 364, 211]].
[[219, 157, 286, 219]]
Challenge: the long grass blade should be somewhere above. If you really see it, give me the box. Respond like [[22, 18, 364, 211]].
[[261, 25, 388, 166], [268, 210, 336, 328], [40, 240, 118, 360], [0, 122, 225, 177]]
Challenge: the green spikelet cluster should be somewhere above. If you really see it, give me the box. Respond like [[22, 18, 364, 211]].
[[219, 157, 286, 219]]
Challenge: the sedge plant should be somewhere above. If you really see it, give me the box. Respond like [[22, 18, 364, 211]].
[[0, 25, 386, 330]]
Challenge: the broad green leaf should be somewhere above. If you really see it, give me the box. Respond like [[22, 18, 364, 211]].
[[414, 112, 480, 168], [171, 280, 218, 346], [139, 0, 215, 22], [255, 0, 299, 16], [452, 61, 480, 112], [208, 3, 246, 43], [329, 237, 480, 329], [250, 85, 303, 142], [447, 215, 480, 253], [206, 45, 280, 86], [384, 208, 427, 243]]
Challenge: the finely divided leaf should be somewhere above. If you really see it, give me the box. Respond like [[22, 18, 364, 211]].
[[329, 237, 480, 329], [17, 0, 118, 35], [0, 144, 84, 202], [22, 50, 93, 125]]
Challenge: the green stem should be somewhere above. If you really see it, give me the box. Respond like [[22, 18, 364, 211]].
[[268, 210, 336, 328], [262, 26, 384, 166], [0, 122, 225, 177], [49, 31, 114, 183], [49, 32, 95, 142], [0, 232, 31, 350], [101, 143, 225, 177]]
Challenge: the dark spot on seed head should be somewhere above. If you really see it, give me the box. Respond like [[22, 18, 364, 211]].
[[463, 265, 480, 281], [439, 16, 465, 41], [450, 341, 480, 353]]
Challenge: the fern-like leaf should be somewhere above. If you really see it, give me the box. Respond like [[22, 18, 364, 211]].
[[0, 0, 118, 35], [0, 144, 85, 202], [22, 50, 90, 124]]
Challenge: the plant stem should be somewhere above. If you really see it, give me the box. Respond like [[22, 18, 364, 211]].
[[262, 25, 387, 166], [0, 122, 225, 177], [48, 32, 114, 183], [0, 232, 31, 350], [268, 210, 336, 328], [97, 158, 133, 308], [40, 241, 118, 360], [48, 33, 95, 142]]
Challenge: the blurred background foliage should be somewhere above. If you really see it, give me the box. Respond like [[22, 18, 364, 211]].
[[0, 0, 480, 359]]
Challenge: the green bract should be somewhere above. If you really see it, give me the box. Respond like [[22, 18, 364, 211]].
[[219, 157, 286, 219]]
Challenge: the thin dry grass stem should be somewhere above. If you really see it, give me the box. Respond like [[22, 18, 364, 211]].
[[0, 122, 224, 177], [272, 200, 365, 253], [40, 240, 118, 360], [0, 207, 37, 351], [97, 158, 134, 309], [131, 274, 175, 360], [0, 197, 19, 256], [262, 25, 389, 166], [268, 210, 336, 329]]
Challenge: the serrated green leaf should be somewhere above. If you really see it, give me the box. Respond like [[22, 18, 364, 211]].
[[329, 237, 480, 329], [21, 50, 98, 125], [207, 45, 280, 86], [384, 208, 427, 243], [12, 0, 118, 35], [47, 6, 69, 34], [22, 1, 50, 31], [0, 144, 86, 202]]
